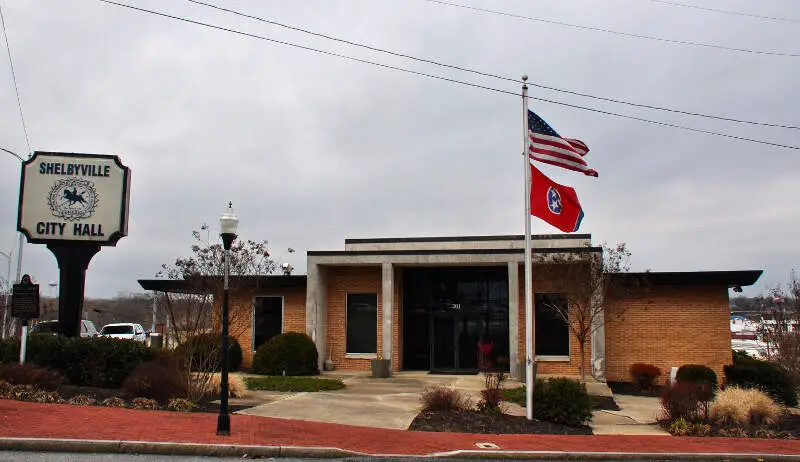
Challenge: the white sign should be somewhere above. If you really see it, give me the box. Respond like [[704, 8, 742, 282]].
[[17, 152, 131, 245]]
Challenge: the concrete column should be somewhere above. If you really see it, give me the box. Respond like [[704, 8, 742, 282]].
[[305, 263, 328, 371], [507, 262, 520, 380], [590, 273, 606, 381], [381, 261, 394, 368]]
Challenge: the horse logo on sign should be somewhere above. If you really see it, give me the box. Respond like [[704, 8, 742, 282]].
[[47, 178, 99, 221]]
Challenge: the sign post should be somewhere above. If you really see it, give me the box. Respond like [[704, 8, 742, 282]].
[[17, 152, 130, 337], [11, 274, 39, 364]]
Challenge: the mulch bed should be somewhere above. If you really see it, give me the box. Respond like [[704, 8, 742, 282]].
[[708, 413, 800, 439], [53, 385, 253, 413], [57, 385, 123, 402], [607, 381, 664, 397], [408, 410, 592, 435]]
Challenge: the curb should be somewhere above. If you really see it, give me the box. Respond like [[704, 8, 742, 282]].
[[1, 438, 800, 460]]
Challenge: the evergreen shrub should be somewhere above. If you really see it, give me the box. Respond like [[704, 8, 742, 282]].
[[724, 352, 797, 406], [252, 332, 319, 376]]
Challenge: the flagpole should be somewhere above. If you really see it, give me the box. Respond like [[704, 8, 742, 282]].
[[522, 75, 534, 420]]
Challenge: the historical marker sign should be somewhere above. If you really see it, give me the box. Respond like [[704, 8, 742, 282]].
[[11, 274, 40, 320], [17, 152, 131, 246]]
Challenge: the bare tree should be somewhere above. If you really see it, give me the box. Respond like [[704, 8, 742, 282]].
[[155, 224, 276, 401], [537, 242, 632, 382], [757, 271, 800, 386]]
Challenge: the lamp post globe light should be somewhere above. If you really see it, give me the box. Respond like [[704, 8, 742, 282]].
[[217, 202, 238, 436]]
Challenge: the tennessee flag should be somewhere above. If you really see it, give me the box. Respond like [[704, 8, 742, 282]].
[[530, 164, 584, 233]]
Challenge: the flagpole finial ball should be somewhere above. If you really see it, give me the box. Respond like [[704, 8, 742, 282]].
[[521, 74, 528, 81]]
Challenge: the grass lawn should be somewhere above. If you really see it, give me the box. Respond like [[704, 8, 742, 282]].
[[244, 376, 345, 392], [502, 385, 619, 411]]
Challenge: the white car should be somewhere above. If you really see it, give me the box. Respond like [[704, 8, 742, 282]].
[[99, 323, 147, 342], [30, 320, 98, 338]]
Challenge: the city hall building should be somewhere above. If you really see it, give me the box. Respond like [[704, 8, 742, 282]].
[[140, 233, 761, 382]]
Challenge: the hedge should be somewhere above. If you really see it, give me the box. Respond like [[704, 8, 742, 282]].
[[0, 335, 154, 388]]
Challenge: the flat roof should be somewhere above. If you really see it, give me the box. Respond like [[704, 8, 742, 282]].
[[138, 275, 307, 293], [139, 270, 762, 294], [344, 234, 592, 244], [610, 270, 762, 288], [308, 247, 603, 256]]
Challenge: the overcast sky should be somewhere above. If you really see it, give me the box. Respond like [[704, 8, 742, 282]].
[[0, 0, 797, 299]]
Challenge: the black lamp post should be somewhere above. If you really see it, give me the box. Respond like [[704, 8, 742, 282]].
[[217, 202, 238, 436]]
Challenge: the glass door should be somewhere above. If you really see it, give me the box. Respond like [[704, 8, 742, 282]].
[[431, 313, 456, 371]]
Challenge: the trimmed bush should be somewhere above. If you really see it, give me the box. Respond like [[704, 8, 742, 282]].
[[68, 394, 96, 406], [667, 418, 711, 437], [252, 333, 318, 376], [629, 363, 661, 391], [0, 379, 12, 399], [710, 387, 782, 427], [0, 364, 65, 390], [532, 378, 593, 427], [724, 353, 797, 406], [244, 376, 344, 392], [659, 382, 702, 423], [122, 358, 188, 404], [174, 334, 243, 372], [101, 397, 127, 408], [420, 386, 473, 412], [167, 398, 197, 413], [677, 364, 718, 387], [0, 335, 155, 388], [130, 397, 158, 410]]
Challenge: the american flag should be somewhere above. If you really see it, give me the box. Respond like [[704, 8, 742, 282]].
[[528, 110, 597, 177]]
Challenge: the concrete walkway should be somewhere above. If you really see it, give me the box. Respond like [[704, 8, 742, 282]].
[[235, 371, 667, 435], [238, 372, 468, 429]]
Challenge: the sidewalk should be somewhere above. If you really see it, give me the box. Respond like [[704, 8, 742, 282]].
[[1, 399, 799, 459]]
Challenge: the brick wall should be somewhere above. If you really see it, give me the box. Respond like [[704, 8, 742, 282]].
[[604, 284, 731, 384], [326, 266, 403, 371], [225, 286, 307, 369], [517, 263, 593, 377]]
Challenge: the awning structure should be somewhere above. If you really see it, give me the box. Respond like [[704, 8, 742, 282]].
[[608, 270, 762, 288], [138, 275, 307, 294]]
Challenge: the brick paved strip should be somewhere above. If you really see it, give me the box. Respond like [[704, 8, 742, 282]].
[[1, 399, 799, 457]]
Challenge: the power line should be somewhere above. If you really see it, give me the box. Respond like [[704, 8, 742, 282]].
[[648, 0, 799, 23], [1, 146, 24, 162], [424, 0, 799, 58], [0, 5, 31, 155], [96, 0, 800, 151], [187, 0, 798, 130]]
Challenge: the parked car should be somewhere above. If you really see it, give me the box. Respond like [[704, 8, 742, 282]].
[[99, 323, 147, 342], [29, 320, 98, 338]]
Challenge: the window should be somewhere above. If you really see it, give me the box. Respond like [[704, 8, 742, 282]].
[[346, 293, 378, 354], [253, 296, 283, 351], [535, 294, 570, 357]]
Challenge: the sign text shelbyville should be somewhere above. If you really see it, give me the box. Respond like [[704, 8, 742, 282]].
[[17, 151, 131, 246]]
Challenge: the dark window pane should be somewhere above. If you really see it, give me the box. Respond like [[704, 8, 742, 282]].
[[346, 293, 377, 354], [253, 296, 282, 350], [535, 294, 570, 356]]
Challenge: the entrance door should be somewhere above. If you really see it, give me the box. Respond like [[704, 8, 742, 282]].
[[430, 312, 481, 373], [402, 267, 510, 372], [431, 313, 456, 371]]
